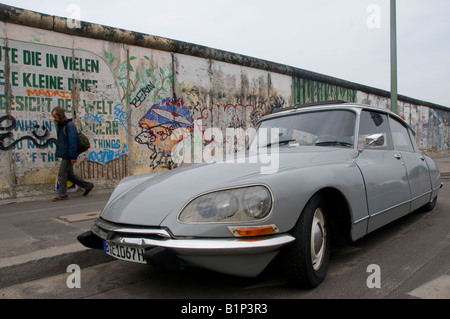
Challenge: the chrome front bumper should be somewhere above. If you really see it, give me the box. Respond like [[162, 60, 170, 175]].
[[91, 218, 295, 257]]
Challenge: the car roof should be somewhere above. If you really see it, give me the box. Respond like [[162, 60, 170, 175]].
[[261, 102, 416, 134]]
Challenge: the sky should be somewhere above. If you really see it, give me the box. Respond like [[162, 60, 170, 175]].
[[1, 0, 449, 107]]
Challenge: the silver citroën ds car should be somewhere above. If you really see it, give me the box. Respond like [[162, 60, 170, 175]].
[[78, 102, 442, 288]]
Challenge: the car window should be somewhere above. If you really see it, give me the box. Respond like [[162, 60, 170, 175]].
[[255, 110, 356, 148], [389, 117, 415, 153], [358, 111, 392, 150]]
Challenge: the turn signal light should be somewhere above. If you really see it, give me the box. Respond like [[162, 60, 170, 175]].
[[229, 225, 279, 237]]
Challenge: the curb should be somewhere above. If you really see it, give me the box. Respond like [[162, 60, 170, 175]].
[[0, 246, 114, 289], [0, 188, 115, 206]]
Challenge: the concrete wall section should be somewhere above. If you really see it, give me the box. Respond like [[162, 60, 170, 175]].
[[0, 5, 449, 200]]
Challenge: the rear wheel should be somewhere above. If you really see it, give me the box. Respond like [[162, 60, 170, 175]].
[[422, 196, 438, 213], [281, 194, 331, 288]]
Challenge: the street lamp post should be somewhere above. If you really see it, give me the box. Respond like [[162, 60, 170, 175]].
[[391, 0, 398, 114]]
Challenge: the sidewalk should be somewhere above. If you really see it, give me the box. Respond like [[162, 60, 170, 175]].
[[0, 154, 449, 290], [429, 154, 450, 179], [0, 191, 115, 288]]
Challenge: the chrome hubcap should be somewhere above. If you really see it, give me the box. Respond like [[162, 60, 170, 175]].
[[311, 208, 326, 271]]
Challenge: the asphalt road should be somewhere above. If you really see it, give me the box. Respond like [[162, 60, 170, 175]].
[[1, 182, 449, 300]]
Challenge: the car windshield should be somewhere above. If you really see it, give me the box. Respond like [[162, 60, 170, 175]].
[[252, 109, 357, 149]]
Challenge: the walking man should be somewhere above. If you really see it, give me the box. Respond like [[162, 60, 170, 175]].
[[52, 107, 94, 202]]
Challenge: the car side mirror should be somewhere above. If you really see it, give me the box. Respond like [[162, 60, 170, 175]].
[[360, 134, 384, 152]]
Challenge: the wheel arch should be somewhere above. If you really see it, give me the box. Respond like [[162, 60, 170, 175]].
[[312, 187, 353, 245]]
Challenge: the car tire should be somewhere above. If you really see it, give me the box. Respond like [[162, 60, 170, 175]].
[[422, 196, 438, 213], [281, 193, 331, 289]]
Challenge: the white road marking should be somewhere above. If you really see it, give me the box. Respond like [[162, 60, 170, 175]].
[[58, 211, 101, 223], [408, 275, 450, 299]]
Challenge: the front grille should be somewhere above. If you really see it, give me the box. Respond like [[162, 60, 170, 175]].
[[94, 218, 172, 241]]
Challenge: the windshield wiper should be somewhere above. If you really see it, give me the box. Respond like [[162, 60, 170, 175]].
[[315, 141, 353, 148], [260, 139, 296, 148]]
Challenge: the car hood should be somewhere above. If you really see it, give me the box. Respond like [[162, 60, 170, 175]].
[[101, 147, 358, 226]]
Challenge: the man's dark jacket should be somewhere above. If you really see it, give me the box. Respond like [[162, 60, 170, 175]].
[[55, 119, 78, 160]]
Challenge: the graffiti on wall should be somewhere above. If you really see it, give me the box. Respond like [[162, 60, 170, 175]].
[[0, 47, 102, 112], [293, 77, 357, 105], [167, 66, 290, 169], [88, 144, 129, 164], [133, 97, 265, 169], [104, 51, 172, 107], [131, 82, 156, 108], [428, 108, 449, 151], [198, 103, 263, 132], [0, 40, 121, 170], [198, 103, 264, 161], [76, 51, 173, 168], [135, 98, 193, 169], [0, 115, 56, 152]]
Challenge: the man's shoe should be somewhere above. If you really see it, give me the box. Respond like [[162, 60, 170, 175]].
[[83, 184, 95, 197], [52, 197, 70, 202]]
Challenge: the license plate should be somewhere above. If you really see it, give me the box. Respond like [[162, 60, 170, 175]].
[[103, 241, 146, 264]]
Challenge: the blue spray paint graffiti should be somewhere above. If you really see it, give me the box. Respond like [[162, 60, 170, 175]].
[[87, 144, 128, 164], [81, 112, 104, 123], [114, 103, 136, 135]]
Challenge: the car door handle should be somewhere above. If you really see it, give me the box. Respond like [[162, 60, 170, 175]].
[[419, 155, 425, 161], [394, 154, 402, 160]]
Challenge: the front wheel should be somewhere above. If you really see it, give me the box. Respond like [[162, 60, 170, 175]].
[[281, 194, 331, 289]]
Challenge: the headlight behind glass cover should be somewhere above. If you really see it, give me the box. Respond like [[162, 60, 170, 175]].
[[179, 186, 273, 224]]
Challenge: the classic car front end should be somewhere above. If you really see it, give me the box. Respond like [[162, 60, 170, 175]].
[[78, 147, 356, 278]]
